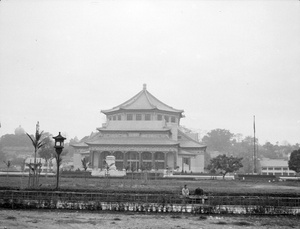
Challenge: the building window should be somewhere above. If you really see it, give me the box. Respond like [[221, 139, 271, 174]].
[[171, 116, 176, 123], [164, 116, 169, 122], [145, 114, 151, 121], [113, 116, 116, 121], [136, 114, 142, 120], [117, 115, 121, 120], [108, 116, 112, 121], [127, 114, 133, 121], [261, 167, 267, 170], [274, 168, 281, 170], [283, 168, 288, 171], [157, 114, 162, 120]]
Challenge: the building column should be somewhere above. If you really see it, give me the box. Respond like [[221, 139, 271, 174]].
[[99, 151, 103, 169], [97, 151, 101, 169], [164, 152, 168, 169], [123, 151, 127, 169], [92, 151, 100, 169], [139, 151, 142, 170], [174, 151, 177, 169], [90, 151, 94, 169]]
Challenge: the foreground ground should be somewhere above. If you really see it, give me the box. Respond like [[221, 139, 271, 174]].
[[1, 209, 300, 229], [1, 177, 300, 228]]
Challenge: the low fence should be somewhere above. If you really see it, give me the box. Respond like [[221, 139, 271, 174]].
[[1, 190, 300, 215]]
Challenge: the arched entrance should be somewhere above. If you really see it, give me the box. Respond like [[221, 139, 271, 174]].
[[154, 152, 165, 170], [113, 151, 124, 170], [126, 151, 139, 171], [141, 151, 152, 170]]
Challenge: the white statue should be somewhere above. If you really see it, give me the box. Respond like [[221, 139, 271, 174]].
[[105, 155, 116, 171]]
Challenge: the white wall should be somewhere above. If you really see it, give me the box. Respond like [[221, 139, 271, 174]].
[[93, 152, 99, 168], [191, 154, 204, 173], [167, 153, 175, 169], [73, 153, 82, 170]]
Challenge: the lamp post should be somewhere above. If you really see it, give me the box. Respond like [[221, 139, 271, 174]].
[[53, 132, 66, 190]]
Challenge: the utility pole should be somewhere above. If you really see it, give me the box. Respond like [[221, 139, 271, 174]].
[[253, 115, 257, 174]]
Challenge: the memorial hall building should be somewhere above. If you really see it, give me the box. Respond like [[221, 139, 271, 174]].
[[72, 84, 206, 173]]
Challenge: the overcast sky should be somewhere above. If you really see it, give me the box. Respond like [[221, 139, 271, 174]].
[[0, 0, 299, 145]]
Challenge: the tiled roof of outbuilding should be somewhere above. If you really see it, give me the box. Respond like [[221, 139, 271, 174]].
[[70, 142, 89, 148], [260, 159, 289, 167], [70, 132, 100, 148], [178, 129, 207, 149]]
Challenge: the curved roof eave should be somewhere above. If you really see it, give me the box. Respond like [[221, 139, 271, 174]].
[[85, 136, 180, 146], [96, 128, 172, 132], [178, 129, 207, 149], [101, 85, 184, 115], [70, 142, 89, 148]]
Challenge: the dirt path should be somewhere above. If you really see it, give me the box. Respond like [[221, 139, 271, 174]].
[[1, 209, 299, 229]]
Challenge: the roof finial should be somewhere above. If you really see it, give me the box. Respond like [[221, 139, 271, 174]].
[[143, 83, 147, 90]]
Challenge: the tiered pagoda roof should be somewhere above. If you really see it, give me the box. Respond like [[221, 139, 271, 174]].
[[101, 84, 184, 117]]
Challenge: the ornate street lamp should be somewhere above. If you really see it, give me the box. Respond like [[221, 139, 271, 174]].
[[53, 132, 66, 190]]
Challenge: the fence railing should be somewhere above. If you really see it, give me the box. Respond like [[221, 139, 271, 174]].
[[1, 190, 300, 215]]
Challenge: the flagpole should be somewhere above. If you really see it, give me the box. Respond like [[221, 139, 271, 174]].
[[253, 115, 257, 174]]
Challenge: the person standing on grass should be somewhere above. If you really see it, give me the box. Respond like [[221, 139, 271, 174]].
[[181, 184, 190, 211], [182, 184, 189, 197]]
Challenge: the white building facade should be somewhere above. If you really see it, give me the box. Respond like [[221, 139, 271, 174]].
[[72, 84, 206, 173], [260, 159, 296, 176]]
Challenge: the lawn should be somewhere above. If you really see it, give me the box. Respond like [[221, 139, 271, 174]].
[[1, 175, 299, 196]]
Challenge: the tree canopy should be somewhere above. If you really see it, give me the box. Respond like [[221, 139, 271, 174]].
[[201, 128, 300, 174], [207, 154, 243, 179], [38, 133, 55, 161], [0, 133, 32, 148], [288, 149, 300, 173], [202, 129, 234, 152]]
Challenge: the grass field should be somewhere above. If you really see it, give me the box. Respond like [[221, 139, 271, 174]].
[[1, 175, 299, 196]]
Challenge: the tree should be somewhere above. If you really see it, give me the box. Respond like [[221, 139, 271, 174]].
[[81, 157, 89, 171], [81, 157, 89, 181], [231, 136, 255, 173], [207, 154, 243, 179], [288, 149, 300, 174], [103, 160, 115, 187], [202, 129, 234, 152], [26, 122, 46, 188], [3, 160, 11, 178], [39, 133, 55, 163], [0, 149, 6, 162], [0, 133, 32, 148]]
